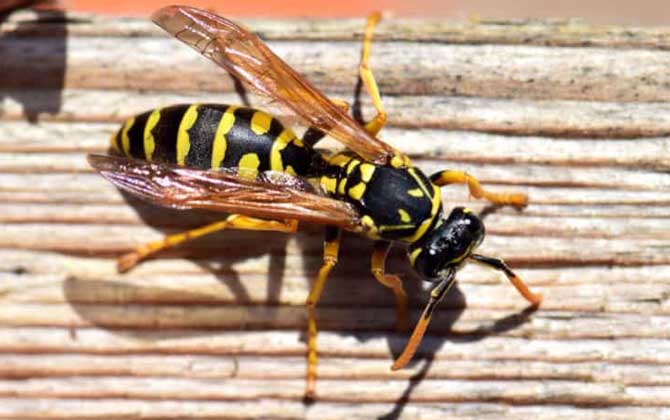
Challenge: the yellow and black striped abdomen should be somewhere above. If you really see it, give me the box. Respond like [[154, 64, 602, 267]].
[[110, 104, 316, 177]]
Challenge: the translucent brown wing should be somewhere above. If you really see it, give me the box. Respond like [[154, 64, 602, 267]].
[[88, 154, 363, 231], [151, 5, 398, 166]]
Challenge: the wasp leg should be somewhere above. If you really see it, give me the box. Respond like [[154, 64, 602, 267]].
[[305, 226, 341, 400], [470, 254, 542, 305], [117, 215, 298, 273], [360, 12, 387, 136], [392, 269, 456, 371], [331, 98, 351, 112], [371, 241, 408, 332], [430, 170, 528, 207]]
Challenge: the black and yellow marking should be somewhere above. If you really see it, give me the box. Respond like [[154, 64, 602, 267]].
[[119, 116, 135, 157], [176, 104, 199, 165], [114, 105, 190, 164], [408, 246, 422, 266], [320, 153, 441, 242], [320, 153, 355, 196], [238, 153, 261, 178], [114, 104, 443, 246], [111, 104, 318, 177], [320, 176, 338, 194], [211, 105, 238, 169], [407, 188, 424, 198], [346, 159, 360, 174], [143, 108, 161, 161], [398, 209, 411, 223], [401, 168, 442, 243]]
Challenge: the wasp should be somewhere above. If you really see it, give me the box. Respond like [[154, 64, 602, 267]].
[[88, 6, 543, 399]]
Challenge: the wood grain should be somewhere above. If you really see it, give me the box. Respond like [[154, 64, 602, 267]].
[[1, 8, 670, 420]]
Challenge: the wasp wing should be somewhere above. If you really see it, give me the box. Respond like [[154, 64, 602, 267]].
[[151, 5, 398, 166], [88, 154, 363, 231]]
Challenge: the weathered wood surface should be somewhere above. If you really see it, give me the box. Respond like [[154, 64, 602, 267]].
[[1, 8, 670, 420]]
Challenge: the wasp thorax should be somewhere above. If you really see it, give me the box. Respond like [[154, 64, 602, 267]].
[[409, 207, 485, 281]]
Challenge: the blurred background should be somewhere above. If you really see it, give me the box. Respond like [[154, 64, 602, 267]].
[[13, 0, 670, 25]]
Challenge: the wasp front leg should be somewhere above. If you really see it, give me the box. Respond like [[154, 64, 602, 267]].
[[430, 170, 528, 208], [305, 226, 341, 400], [117, 215, 298, 272], [471, 254, 542, 305], [371, 241, 408, 332]]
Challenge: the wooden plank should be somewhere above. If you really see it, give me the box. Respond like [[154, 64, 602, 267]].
[[1, 376, 669, 406], [5, 36, 670, 102], [2, 328, 670, 364], [1, 7, 670, 420], [2, 354, 669, 386], [2, 302, 670, 339], [0, 398, 666, 420]]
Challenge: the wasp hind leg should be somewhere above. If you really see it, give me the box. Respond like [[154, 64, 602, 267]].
[[359, 12, 387, 136], [117, 215, 298, 272], [371, 241, 408, 332], [305, 226, 341, 400], [430, 170, 528, 208]]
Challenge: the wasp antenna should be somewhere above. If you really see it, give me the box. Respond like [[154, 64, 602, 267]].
[[471, 254, 542, 306], [391, 269, 456, 371]]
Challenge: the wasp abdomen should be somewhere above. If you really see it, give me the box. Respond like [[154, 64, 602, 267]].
[[110, 104, 315, 177]]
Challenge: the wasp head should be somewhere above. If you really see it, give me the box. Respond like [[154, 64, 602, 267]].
[[409, 207, 485, 281]]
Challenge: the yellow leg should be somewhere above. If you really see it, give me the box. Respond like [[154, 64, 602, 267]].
[[331, 98, 350, 113], [117, 215, 298, 272], [430, 170, 528, 207], [305, 227, 341, 400], [392, 269, 456, 371], [360, 12, 387, 136], [371, 241, 408, 332]]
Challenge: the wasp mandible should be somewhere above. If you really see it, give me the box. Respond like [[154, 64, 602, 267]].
[[88, 6, 543, 399]]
